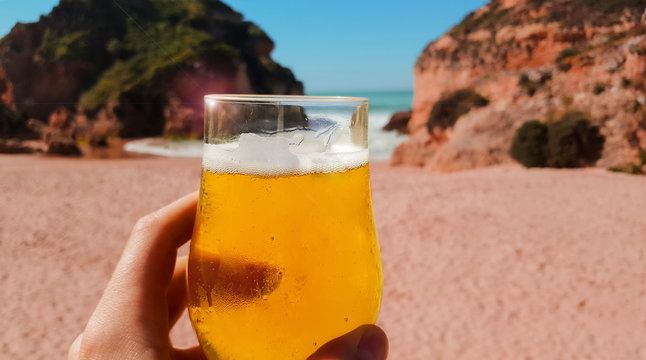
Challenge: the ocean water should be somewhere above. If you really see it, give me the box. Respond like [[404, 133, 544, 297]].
[[311, 90, 413, 161], [125, 90, 412, 161]]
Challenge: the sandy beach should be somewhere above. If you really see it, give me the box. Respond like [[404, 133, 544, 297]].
[[1, 154, 645, 359]]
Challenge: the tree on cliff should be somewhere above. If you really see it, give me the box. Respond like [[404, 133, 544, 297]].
[[0, 0, 303, 139]]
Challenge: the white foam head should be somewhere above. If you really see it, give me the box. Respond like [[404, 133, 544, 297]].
[[202, 133, 368, 176]]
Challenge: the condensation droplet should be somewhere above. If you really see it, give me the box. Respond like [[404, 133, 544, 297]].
[[262, 295, 269, 300], [313, 342, 317, 346]]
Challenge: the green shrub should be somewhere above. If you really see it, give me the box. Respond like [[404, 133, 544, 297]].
[[427, 88, 489, 131], [450, 7, 511, 36], [510, 120, 548, 167], [609, 164, 644, 174], [629, 44, 646, 55], [583, 0, 646, 14], [36, 30, 90, 62], [80, 23, 222, 111], [248, 24, 267, 37], [152, 0, 206, 20], [510, 112, 605, 168], [555, 48, 580, 71], [545, 111, 605, 168], [607, 31, 628, 43], [593, 82, 607, 95], [556, 48, 580, 63], [562, 96, 574, 106]]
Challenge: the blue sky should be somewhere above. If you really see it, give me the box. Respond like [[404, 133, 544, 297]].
[[0, 0, 488, 92]]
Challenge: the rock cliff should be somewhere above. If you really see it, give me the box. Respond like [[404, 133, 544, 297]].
[[0, 0, 303, 146], [394, 0, 646, 172]]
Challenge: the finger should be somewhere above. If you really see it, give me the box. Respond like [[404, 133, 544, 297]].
[[308, 325, 388, 360], [78, 193, 198, 356], [168, 256, 188, 327], [174, 345, 208, 360]]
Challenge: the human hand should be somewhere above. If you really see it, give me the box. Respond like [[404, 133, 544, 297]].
[[69, 192, 388, 360]]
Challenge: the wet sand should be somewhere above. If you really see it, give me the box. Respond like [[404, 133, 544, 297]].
[[1, 155, 645, 359]]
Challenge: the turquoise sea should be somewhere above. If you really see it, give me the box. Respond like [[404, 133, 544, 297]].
[[311, 90, 413, 112], [125, 90, 413, 160]]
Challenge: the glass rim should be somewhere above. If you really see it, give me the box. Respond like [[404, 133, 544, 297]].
[[204, 94, 368, 105]]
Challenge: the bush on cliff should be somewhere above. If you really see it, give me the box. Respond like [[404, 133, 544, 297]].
[[36, 30, 91, 62], [510, 120, 548, 167], [511, 112, 605, 168], [450, 6, 512, 36], [593, 82, 607, 95], [583, 0, 646, 15], [555, 48, 580, 71], [80, 23, 219, 112], [427, 88, 489, 131], [546, 111, 605, 168]]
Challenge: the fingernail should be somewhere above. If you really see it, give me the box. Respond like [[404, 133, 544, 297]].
[[357, 327, 388, 360]]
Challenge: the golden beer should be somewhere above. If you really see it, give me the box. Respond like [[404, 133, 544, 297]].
[[187, 158, 382, 359], [189, 94, 380, 359]]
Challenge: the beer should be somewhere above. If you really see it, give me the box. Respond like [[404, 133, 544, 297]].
[[187, 142, 383, 360]]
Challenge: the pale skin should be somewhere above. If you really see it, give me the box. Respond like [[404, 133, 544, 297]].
[[69, 192, 388, 360]]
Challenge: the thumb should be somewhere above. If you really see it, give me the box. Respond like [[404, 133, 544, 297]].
[[67, 334, 82, 360], [308, 325, 388, 360]]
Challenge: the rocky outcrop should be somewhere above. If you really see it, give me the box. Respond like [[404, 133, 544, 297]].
[[395, 0, 646, 172], [383, 110, 412, 134], [0, 0, 303, 150]]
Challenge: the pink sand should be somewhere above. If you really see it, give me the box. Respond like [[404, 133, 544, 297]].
[[1, 155, 645, 359]]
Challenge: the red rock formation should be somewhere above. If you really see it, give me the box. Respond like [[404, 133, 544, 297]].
[[383, 110, 412, 134], [396, 0, 646, 171], [0, 0, 304, 149]]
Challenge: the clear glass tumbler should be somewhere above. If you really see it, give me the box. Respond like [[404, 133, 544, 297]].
[[187, 95, 382, 359]]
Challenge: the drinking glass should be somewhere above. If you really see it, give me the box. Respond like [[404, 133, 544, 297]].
[[187, 95, 382, 359]]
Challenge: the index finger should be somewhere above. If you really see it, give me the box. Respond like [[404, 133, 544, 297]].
[[77, 192, 199, 357]]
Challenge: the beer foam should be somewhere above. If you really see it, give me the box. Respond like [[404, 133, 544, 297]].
[[202, 133, 368, 176]]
